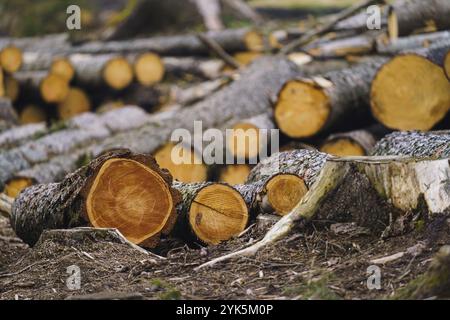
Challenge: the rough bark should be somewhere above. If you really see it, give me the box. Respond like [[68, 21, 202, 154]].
[[321, 129, 377, 156], [163, 57, 225, 80], [0, 34, 70, 52], [197, 156, 450, 268], [371, 130, 450, 158], [304, 34, 376, 59], [69, 28, 263, 56], [388, 0, 450, 39], [376, 31, 450, 55], [0, 122, 46, 150], [10, 149, 179, 247]]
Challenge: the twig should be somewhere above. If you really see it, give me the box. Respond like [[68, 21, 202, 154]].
[[221, 0, 264, 25], [197, 33, 242, 69], [0, 193, 13, 218], [0, 260, 46, 278], [195, 162, 348, 270], [280, 0, 384, 54]]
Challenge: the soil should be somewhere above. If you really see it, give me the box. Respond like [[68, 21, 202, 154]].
[[1, 213, 449, 300]]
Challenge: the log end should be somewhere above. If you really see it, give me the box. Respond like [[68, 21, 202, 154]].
[[244, 30, 264, 52], [228, 122, 262, 159], [154, 143, 208, 183], [103, 57, 133, 90], [371, 54, 450, 131], [40, 73, 70, 103], [85, 158, 176, 245], [134, 53, 165, 86], [51, 57, 75, 82], [320, 139, 366, 156], [57, 87, 91, 120], [188, 184, 248, 245], [4, 177, 34, 198], [274, 80, 330, 138], [265, 174, 308, 216], [0, 46, 23, 73], [20, 104, 47, 124], [218, 164, 251, 185], [5, 76, 19, 102]]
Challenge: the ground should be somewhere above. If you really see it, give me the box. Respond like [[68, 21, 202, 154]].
[[1, 212, 449, 300]]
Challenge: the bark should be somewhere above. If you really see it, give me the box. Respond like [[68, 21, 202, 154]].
[[195, 0, 224, 31], [222, 0, 264, 24], [0, 122, 46, 150], [376, 31, 450, 55], [410, 39, 450, 75], [10, 149, 179, 247], [163, 57, 225, 80], [197, 156, 450, 268], [321, 129, 377, 155], [171, 77, 230, 106], [69, 28, 263, 56], [332, 6, 388, 32], [0, 97, 17, 129], [388, 0, 450, 38], [371, 130, 450, 158], [304, 34, 377, 58], [0, 34, 70, 52]]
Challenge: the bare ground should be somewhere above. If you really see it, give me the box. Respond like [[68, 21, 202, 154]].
[[1, 213, 449, 300]]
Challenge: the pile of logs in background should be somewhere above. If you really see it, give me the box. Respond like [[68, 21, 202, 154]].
[[0, 0, 450, 249]]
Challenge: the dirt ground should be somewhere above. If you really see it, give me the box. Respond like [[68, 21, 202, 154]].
[[1, 212, 449, 300]]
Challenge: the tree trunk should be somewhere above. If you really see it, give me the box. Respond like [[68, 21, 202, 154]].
[[10, 149, 181, 247], [71, 28, 264, 56], [320, 129, 377, 156], [0, 34, 70, 52], [371, 130, 450, 158], [20, 52, 74, 81], [274, 57, 388, 138], [237, 149, 329, 216], [171, 181, 248, 245], [387, 0, 450, 40], [371, 43, 450, 131], [69, 54, 133, 90]]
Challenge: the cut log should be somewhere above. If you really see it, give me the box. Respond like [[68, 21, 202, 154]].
[[371, 43, 450, 131], [239, 149, 329, 216], [154, 142, 208, 183], [171, 77, 230, 106], [226, 113, 275, 161], [371, 130, 450, 158], [320, 129, 377, 156], [0, 122, 47, 150], [376, 31, 450, 55], [0, 34, 70, 52], [0, 97, 17, 132], [131, 53, 165, 86], [274, 57, 388, 138], [57, 87, 92, 120], [0, 68, 4, 97], [0, 45, 22, 73], [304, 34, 376, 59], [70, 28, 264, 56], [387, 0, 450, 41], [198, 156, 450, 268], [172, 181, 248, 245], [15, 71, 70, 103], [10, 149, 181, 247], [4, 75, 19, 102], [218, 164, 252, 185], [163, 57, 225, 80], [69, 54, 134, 90], [20, 52, 75, 81], [19, 104, 47, 124]]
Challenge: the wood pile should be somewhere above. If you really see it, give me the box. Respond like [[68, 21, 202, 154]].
[[0, 0, 449, 257]]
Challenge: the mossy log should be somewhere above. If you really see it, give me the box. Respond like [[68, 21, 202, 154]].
[[172, 181, 249, 245], [387, 0, 450, 40], [69, 28, 264, 56], [371, 42, 450, 131], [371, 130, 450, 158], [10, 149, 181, 247], [274, 57, 388, 138]]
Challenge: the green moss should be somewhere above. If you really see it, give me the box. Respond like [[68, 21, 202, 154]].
[[283, 273, 341, 300], [149, 278, 182, 300], [75, 153, 92, 168]]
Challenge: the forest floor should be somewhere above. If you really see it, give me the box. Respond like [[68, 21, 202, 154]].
[[1, 212, 449, 300]]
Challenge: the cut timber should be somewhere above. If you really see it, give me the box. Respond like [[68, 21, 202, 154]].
[[0, 68, 3, 97], [387, 0, 450, 41], [233, 51, 262, 66], [218, 164, 252, 185], [320, 129, 377, 156], [275, 58, 387, 138], [0, 34, 70, 52], [154, 142, 208, 183], [227, 113, 275, 161], [57, 87, 91, 120], [10, 149, 181, 247], [371, 131, 450, 158], [69, 54, 133, 90], [21, 52, 75, 81], [241, 149, 329, 215], [4, 177, 33, 198], [171, 78, 230, 106], [70, 28, 264, 56], [197, 156, 450, 268], [172, 181, 248, 245], [304, 34, 376, 59], [132, 53, 165, 86], [371, 44, 450, 131], [0, 97, 18, 132], [20, 105, 47, 124], [15, 71, 70, 103], [4, 75, 19, 102], [163, 57, 224, 80], [0, 45, 22, 73], [376, 31, 450, 55]]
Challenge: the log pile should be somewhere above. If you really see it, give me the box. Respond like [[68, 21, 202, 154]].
[[0, 0, 449, 253]]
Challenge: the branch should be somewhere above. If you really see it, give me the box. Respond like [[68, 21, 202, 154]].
[[197, 33, 242, 69], [280, 0, 384, 54]]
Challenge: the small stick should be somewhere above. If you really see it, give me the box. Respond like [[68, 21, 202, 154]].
[[197, 33, 242, 69], [280, 0, 384, 54]]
